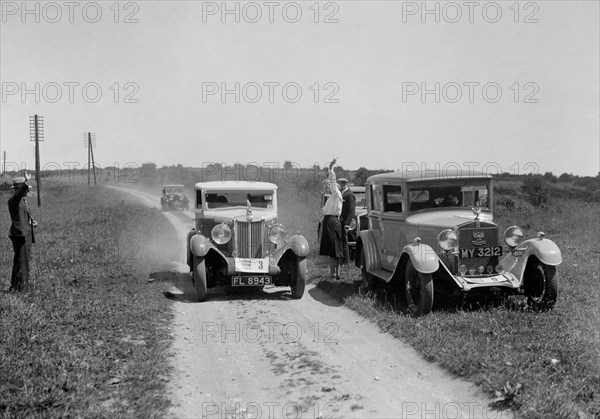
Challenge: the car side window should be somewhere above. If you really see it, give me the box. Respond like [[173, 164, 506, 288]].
[[370, 184, 384, 212], [383, 185, 403, 213]]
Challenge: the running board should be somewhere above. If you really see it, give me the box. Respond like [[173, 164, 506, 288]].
[[369, 268, 394, 282]]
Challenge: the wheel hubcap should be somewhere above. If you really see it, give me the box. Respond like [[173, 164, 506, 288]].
[[528, 265, 546, 303], [406, 272, 420, 309]]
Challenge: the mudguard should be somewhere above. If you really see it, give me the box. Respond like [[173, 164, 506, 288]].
[[273, 234, 309, 263], [522, 238, 562, 266], [357, 230, 381, 272], [500, 237, 562, 282], [401, 242, 439, 274], [190, 233, 219, 258]]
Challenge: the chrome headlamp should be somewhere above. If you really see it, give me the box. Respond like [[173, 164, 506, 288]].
[[211, 223, 232, 244], [504, 226, 523, 248], [437, 229, 458, 251], [268, 224, 287, 244]]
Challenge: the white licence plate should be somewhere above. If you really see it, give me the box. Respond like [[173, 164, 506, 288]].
[[232, 276, 272, 286], [234, 257, 269, 273]]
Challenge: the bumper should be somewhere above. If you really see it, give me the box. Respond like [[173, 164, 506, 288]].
[[452, 271, 521, 292]]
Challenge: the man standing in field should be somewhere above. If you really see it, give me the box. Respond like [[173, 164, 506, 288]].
[[7, 173, 36, 292], [338, 177, 356, 265]]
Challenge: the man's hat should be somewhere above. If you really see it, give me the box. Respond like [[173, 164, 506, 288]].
[[337, 177, 349, 184], [11, 176, 31, 189]]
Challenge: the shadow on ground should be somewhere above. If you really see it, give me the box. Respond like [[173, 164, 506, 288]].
[[152, 269, 300, 304]]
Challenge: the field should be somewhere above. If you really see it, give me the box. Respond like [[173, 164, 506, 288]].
[[1, 168, 599, 418], [313, 186, 600, 418], [0, 184, 180, 417]]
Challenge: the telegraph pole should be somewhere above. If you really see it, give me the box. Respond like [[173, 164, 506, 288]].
[[84, 133, 97, 185], [29, 115, 44, 207]]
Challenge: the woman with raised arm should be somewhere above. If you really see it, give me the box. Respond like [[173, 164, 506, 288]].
[[319, 158, 343, 279]]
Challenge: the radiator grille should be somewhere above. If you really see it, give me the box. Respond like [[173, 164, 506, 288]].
[[457, 224, 500, 276], [236, 221, 265, 258]]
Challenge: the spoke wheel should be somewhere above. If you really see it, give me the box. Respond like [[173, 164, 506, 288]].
[[404, 260, 434, 316]]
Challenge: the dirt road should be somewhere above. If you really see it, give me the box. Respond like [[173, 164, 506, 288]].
[[109, 186, 511, 419]]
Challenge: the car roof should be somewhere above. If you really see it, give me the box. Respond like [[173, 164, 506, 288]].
[[195, 181, 278, 191], [368, 169, 492, 183], [349, 186, 366, 192]]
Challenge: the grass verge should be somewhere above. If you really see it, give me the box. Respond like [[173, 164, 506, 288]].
[[0, 184, 179, 418], [312, 198, 600, 419]]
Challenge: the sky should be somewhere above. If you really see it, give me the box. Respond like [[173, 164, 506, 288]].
[[1, 0, 599, 176]]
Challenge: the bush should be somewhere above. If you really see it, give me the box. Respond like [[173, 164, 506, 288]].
[[558, 172, 574, 182], [521, 175, 549, 206], [544, 172, 558, 183], [496, 196, 516, 210]]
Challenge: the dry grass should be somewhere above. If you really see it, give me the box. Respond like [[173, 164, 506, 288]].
[[311, 195, 600, 418], [0, 184, 179, 418], [3, 170, 597, 418]]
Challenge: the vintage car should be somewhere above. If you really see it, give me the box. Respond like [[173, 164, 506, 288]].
[[161, 184, 190, 211], [186, 181, 309, 301], [318, 186, 368, 259], [356, 170, 562, 315]]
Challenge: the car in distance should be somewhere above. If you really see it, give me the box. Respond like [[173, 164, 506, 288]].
[[186, 181, 309, 301], [317, 186, 368, 260], [161, 184, 190, 211], [356, 170, 562, 315]]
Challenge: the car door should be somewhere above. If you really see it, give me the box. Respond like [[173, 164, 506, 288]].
[[367, 182, 385, 267], [380, 183, 406, 271]]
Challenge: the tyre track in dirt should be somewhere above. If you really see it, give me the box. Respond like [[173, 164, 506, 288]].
[[107, 185, 512, 419]]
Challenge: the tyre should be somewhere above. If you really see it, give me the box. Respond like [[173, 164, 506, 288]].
[[359, 250, 375, 295], [317, 223, 322, 248], [193, 256, 207, 302], [290, 258, 306, 299], [524, 260, 558, 310], [404, 259, 434, 316]]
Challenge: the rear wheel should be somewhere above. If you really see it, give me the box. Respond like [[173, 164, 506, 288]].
[[193, 256, 207, 302], [524, 260, 558, 310], [404, 260, 434, 316], [290, 258, 306, 299]]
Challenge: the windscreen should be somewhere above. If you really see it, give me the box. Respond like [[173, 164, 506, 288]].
[[354, 192, 367, 208], [408, 181, 490, 212], [204, 191, 274, 209]]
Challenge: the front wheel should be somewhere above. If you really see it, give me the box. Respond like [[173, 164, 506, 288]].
[[359, 250, 375, 295], [193, 256, 207, 302], [290, 258, 306, 299], [404, 260, 434, 316], [524, 261, 558, 310]]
